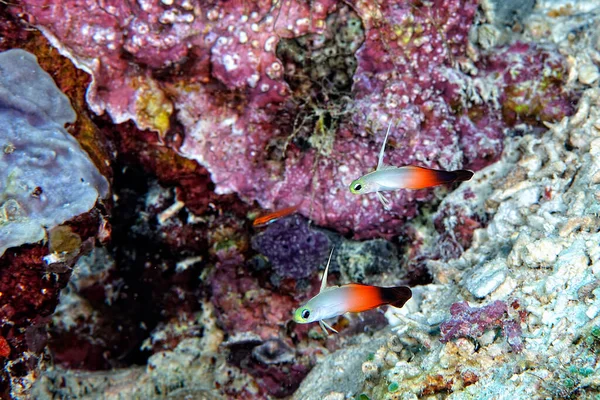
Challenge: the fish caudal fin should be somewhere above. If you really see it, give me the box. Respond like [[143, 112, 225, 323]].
[[452, 169, 474, 182], [381, 286, 412, 309], [405, 167, 473, 189]]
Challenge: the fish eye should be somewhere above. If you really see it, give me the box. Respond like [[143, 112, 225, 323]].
[[353, 183, 362, 191], [301, 309, 310, 319]]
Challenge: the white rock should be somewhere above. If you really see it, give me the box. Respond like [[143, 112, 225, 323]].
[[579, 64, 600, 85]]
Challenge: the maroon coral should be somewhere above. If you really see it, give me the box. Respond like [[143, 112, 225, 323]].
[[481, 42, 575, 126], [210, 251, 302, 340], [440, 300, 524, 352], [210, 250, 317, 397]]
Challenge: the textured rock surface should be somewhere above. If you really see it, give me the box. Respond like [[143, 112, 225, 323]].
[[292, 331, 387, 400], [14, 0, 577, 238], [296, 2, 600, 398], [31, 304, 236, 400], [0, 0, 596, 399], [0, 48, 110, 400], [299, 85, 600, 399]]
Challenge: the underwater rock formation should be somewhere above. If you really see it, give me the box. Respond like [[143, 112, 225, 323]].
[[0, 49, 109, 398], [299, 39, 600, 400], [14, 0, 575, 238], [0, 49, 109, 256], [294, 2, 600, 398], [251, 215, 330, 280], [298, 86, 600, 400], [336, 238, 402, 285], [440, 300, 523, 352], [0, 0, 596, 399]]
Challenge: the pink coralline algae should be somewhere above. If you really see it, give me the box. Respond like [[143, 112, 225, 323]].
[[440, 300, 524, 353], [18, 0, 575, 237]]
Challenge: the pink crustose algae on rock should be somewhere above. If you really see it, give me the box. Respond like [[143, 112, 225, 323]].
[[440, 300, 524, 352], [17, 0, 576, 238]]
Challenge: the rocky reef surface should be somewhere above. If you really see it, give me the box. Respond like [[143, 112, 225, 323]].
[[0, 48, 109, 398], [296, 1, 600, 397], [0, 0, 598, 399], [297, 85, 600, 398], [13, 0, 577, 238]]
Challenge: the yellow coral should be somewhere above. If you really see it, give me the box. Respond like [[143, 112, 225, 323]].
[[133, 76, 173, 136]]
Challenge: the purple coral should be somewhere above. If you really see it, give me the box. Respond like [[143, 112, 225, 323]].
[[251, 215, 330, 280], [440, 301, 523, 352]]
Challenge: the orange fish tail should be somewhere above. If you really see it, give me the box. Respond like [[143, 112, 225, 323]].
[[408, 167, 473, 189], [345, 284, 412, 312]]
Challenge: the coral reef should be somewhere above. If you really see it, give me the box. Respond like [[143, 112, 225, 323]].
[[0, 0, 597, 399], [293, 332, 388, 400], [440, 300, 523, 352], [483, 42, 575, 127], [336, 238, 403, 285], [46, 172, 218, 371], [300, 82, 600, 395], [210, 250, 301, 341], [294, 3, 600, 398], [14, 0, 577, 238], [0, 48, 109, 399], [31, 303, 242, 399]]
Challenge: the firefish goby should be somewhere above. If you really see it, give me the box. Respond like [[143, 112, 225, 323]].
[[349, 121, 474, 209], [293, 249, 412, 334]]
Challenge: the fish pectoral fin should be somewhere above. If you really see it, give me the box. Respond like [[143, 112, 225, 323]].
[[319, 321, 328, 335], [376, 192, 391, 210], [320, 320, 339, 335]]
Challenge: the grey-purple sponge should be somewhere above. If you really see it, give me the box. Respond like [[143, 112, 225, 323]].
[[0, 49, 109, 256]]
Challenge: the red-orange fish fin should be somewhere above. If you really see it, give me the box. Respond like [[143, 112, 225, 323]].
[[406, 167, 473, 189]]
